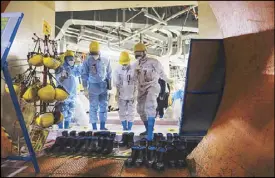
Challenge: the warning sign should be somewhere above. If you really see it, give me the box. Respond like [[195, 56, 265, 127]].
[[43, 20, 51, 36]]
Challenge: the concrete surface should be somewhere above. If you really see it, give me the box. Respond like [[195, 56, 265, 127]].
[[187, 1, 274, 177]]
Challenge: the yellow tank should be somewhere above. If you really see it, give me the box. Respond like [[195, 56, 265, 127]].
[[35, 113, 55, 128], [28, 54, 44, 67], [43, 56, 61, 69], [38, 85, 56, 103], [55, 86, 69, 101], [22, 86, 39, 102]]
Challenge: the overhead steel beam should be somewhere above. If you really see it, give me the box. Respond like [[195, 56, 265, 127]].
[[108, 5, 197, 45], [103, 9, 144, 40], [144, 12, 167, 25], [152, 7, 162, 19], [122, 8, 126, 27]]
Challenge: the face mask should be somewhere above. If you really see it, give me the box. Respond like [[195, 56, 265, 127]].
[[92, 55, 99, 60], [135, 55, 142, 60], [68, 60, 75, 66]]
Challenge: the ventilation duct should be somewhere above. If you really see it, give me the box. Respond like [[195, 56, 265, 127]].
[[158, 29, 173, 58], [108, 5, 197, 45], [170, 29, 182, 58]]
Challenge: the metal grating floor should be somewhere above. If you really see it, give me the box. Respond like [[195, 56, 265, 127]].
[[2, 156, 191, 177]]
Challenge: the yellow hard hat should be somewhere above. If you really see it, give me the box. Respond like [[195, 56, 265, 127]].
[[65, 50, 74, 57], [22, 86, 39, 102], [134, 43, 146, 52], [55, 86, 69, 101], [38, 85, 56, 103], [89, 41, 100, 53], [28, 54, 44, 66], [53, 110, 64, 125], [119, 51, 131, 65], [5, 83, 20, 95], [35, 113, 55, 128], [43, 56, 61, 69]]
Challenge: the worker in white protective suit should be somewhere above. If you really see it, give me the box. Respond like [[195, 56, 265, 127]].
[[133, 43, 168, 141], [114, 51, 137, 131]]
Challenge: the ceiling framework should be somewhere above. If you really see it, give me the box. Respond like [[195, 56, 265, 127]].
[[55, 5, 199, 57]]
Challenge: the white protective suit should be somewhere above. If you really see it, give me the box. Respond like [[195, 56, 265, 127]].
[[114, 64, 137, 122], [133, 57, 168, 121]]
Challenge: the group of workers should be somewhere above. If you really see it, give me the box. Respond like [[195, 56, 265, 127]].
[[55, 41, 171, 140]]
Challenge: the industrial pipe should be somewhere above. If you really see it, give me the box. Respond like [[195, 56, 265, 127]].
[[67, 26, 153, 46], [170, 30, 182, 57], [158, 29, 173, 58], [108, 5, 197, 45], [55, 5, 198, 41]]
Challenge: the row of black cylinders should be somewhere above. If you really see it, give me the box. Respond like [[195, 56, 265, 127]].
[[49, 130, 189, 171], [49, 131, 116, 155], [125, 133, 188, 171], [48, 130, 136, 155]]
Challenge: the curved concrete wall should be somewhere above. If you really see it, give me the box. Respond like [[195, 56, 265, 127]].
[[188, 1, 274, 177]]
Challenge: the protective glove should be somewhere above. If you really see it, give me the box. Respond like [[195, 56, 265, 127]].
[[61, 70, 68, 78], [84, 88, 89, 99], [168, 95, 172, 106]]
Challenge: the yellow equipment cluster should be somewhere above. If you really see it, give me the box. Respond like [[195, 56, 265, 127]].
[[5, 80, 68, 129], [4, 34, 70, 129], [5, 82, 69, 103], [28, 53, 61, 70]]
